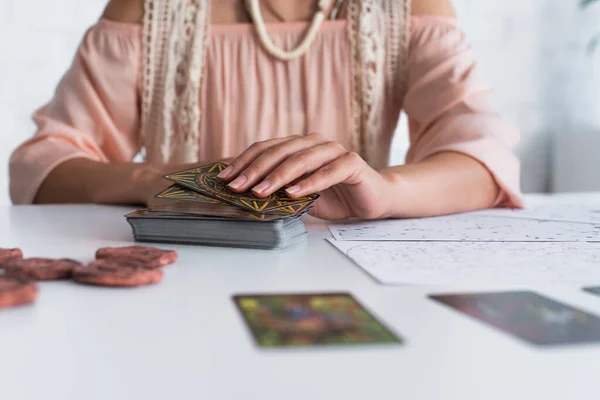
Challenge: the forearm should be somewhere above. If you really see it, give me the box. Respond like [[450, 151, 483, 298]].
[[379, 152, 500, 218], [33, 158, 171, 205]]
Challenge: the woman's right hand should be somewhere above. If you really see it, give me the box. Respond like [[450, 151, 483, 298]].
[[33, 158, 232, 206], [135, 164, 175, 208], [135, 162, 198, 207]]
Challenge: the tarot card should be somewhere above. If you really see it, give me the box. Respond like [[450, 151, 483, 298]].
[[155, 185, 294, 218], [430, 291, 600, 346], [158, 183, 314, 215], [584, 287, 600, 296], [156, 184, 220, 204], [164, 162, 319, 214], [233, 292, 402, 348]]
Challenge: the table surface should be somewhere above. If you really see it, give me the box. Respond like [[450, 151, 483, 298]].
[[2, 194, 600, 400]]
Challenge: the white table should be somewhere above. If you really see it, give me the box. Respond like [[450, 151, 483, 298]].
[[2, 201, 600, 400]]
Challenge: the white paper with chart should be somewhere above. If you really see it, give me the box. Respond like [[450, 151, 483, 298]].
[[328, 240, 600, 286], [328, 214, 600, 242]]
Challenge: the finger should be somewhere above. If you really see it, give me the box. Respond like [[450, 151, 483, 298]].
[[284, 152, 366, 197], [226, 133, 329, 192], [251, 142, 347, 197], [217, 137, 292, 180]]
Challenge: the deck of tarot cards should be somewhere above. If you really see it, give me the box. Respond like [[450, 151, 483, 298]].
[[125, 162, 319, 250]]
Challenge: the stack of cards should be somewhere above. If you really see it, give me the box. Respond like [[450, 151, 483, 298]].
[[126, 162, 320, 249]]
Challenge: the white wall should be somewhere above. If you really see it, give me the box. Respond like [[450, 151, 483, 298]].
[[1, 0, 599, 205], [454, 0, 600, 193], [0, 0, 108, 205]]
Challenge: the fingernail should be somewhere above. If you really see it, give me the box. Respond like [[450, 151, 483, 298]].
[[285, 185, 301, 195], [228, 175, 247, 189], [217, 166, 233, 179], [252, 180, 271, 194]]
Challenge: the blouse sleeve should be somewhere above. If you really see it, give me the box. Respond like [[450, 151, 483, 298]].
[[403, 16, 524, 208], [9, 19, 142, 204]]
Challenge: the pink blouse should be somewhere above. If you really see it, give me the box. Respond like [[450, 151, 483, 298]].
[[9, 16, 523, 207]]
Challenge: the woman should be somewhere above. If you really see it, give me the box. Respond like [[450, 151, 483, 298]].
[[9, 0, 523, 220]]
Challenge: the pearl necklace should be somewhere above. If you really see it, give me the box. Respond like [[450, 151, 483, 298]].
[[245, 0, 335, 61]]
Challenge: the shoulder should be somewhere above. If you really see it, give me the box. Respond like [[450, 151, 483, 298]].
[[410, 0, 456, 18], [102, 0, 144, 24]]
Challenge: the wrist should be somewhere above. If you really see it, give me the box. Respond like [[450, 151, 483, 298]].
[[130, 163, 168, 205], [377, 167, 411, 219]]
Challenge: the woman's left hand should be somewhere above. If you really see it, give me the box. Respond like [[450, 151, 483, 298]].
[[217, 133, 392, 220]]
